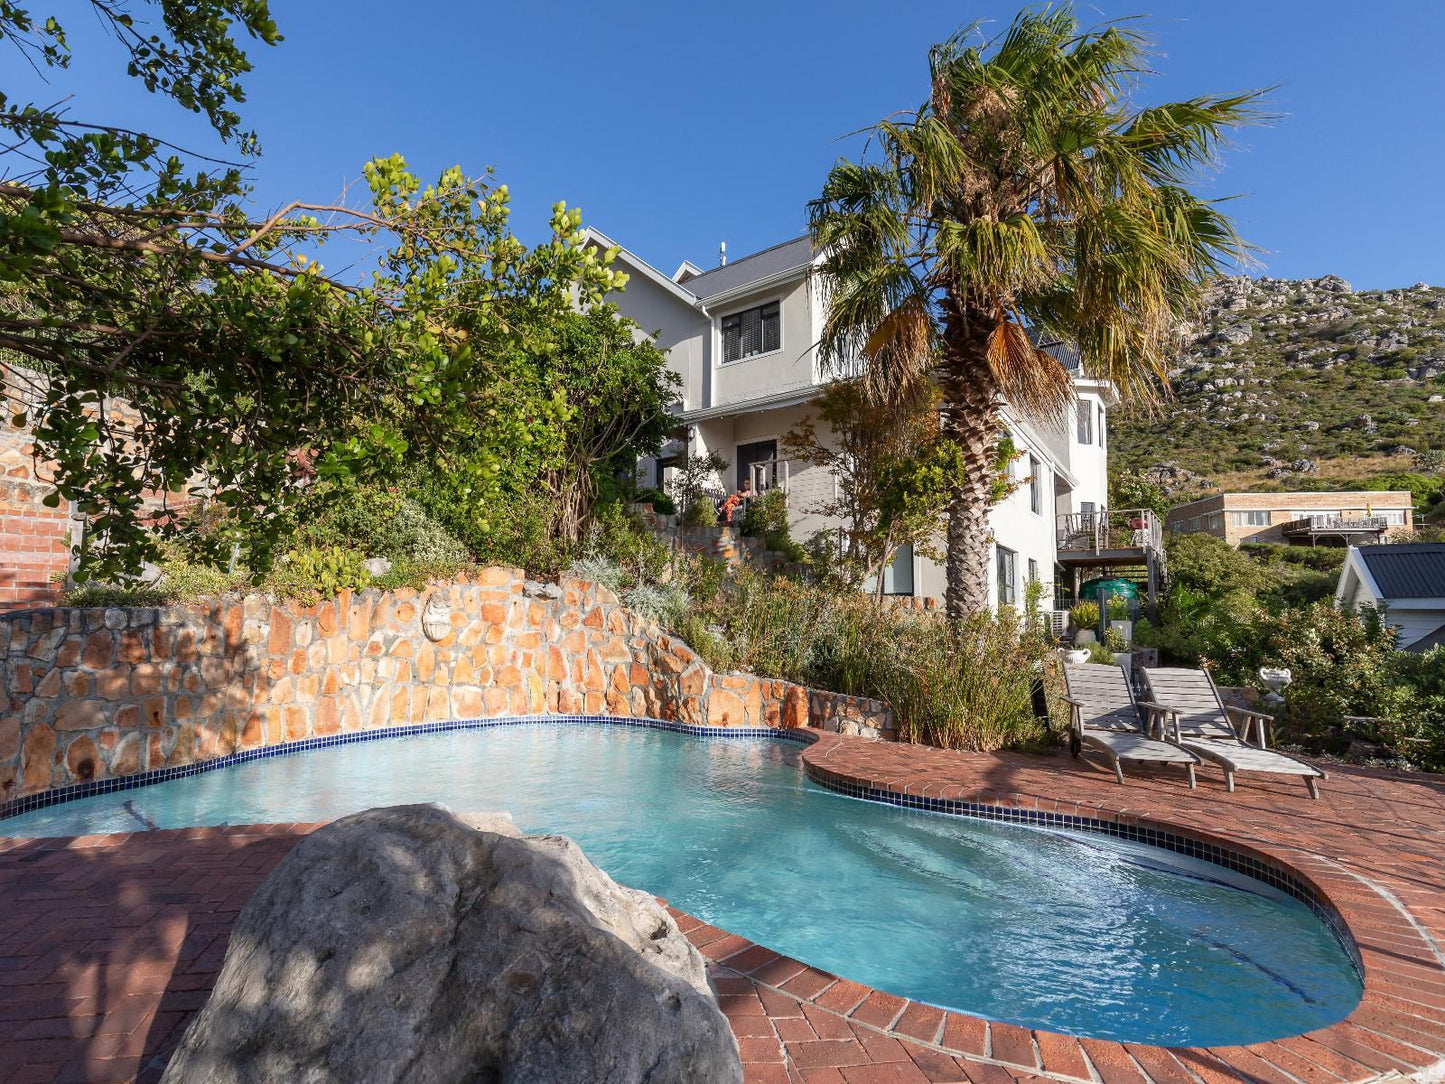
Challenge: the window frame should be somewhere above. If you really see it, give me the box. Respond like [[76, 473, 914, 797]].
[[719, 299, 783, 365], [1076, 401, 1093, 445], [1029, 455, 1043, 515], [996, 545, 1018, 607], [1229, 510, 1271, 527]]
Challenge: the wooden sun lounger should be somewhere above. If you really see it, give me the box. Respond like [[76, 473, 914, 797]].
[[1062, 663, 1199, 786], [1139, 667, 1327, 799]]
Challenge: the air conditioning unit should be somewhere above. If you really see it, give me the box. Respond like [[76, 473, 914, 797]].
[[1048, 610, 1070, 639]]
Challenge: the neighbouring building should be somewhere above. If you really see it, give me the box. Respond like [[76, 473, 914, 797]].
[[1165, 491, 1414, 547], [588, 230, 1163, 614], [1335, 543, 1445, 651]]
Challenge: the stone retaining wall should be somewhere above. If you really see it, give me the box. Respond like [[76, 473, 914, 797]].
[[1, 568, 894, 800]]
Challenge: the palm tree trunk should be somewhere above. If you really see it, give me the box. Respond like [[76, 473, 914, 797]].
[[939, 308, 1001, 620]]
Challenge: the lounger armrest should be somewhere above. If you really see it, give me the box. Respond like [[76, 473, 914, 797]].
[[1226, 705, 1274, 721], [1225, 705, 1273, 747], [1137, 701, 1180, 742]]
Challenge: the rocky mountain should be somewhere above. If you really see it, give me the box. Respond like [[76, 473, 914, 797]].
[[1112, 275, 1445, 494]]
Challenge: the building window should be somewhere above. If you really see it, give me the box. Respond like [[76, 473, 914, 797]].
[[1076, 402, 1093, 445], [996, 545, 1017, 607], [1097, 403, 1106, 448], [1379, 510, 1407, 525], [1027, 557, 1039, 583], [1229, 510, 1271, 527], [721, 301, 781, 363], [1029, 456, 1043, 515], [1207, 512, 1225, 531]]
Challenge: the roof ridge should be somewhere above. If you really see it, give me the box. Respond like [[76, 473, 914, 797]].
[[686, 233, 813, 280]]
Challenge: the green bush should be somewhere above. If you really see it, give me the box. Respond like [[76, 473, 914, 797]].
[[675, 568, 1051, 752], [1167, 533, 1273, 595], [740, 489, 807, 562], [267, 546, 372, 603]]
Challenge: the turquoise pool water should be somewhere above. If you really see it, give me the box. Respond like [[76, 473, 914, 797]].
[[1, 724, 1361, 1045]]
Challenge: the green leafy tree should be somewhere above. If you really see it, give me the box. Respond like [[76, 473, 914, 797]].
[[782, 380, 960, 592], [808, 5, 1261, 616], [1109, 470, 1172, 518], [530, 305, 681, 543], [1, 5, 627, 578]]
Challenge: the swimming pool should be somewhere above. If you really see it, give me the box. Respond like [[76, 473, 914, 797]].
[[0, 722, 1362, 1046]]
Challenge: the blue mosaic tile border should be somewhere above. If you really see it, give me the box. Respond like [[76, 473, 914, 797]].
[[801, 762, 1363, 976], [0, 714, 812, 824]]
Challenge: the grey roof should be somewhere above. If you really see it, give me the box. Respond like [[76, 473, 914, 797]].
[[1405, 623, 1445, 652], [681, 236, 815, 301], [1026, 327, 1083, 371], [1357, 543, 1445, 599]]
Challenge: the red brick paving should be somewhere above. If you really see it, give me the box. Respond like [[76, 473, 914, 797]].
[[1, 730, 1443, 1082]]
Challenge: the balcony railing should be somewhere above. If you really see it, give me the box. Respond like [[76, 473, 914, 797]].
[[1280, 515, 1392, 537], [1056, 508, 1163, 556]]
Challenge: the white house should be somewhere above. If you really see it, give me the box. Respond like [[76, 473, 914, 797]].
[[1335, 543, 1445, 651], [589, 229, 1148, 612]]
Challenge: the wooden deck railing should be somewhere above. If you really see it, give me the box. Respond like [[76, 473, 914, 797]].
[[1056, 508, 1163, 556]]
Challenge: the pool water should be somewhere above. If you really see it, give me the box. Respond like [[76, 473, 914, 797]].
[[1, 724, 1361, 1045]]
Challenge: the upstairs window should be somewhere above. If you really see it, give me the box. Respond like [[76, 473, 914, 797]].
[[1097, 403, 1106, 448], [1076, 402, 1093, 445], [1029, 455, 1043, 515], [1230, 510, 1271, 527], [721, 301, 781, 363]]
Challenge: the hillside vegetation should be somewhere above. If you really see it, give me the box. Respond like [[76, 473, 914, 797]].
[[1113, 275, 1445, 499]]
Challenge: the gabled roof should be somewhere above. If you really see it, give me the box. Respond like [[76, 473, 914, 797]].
[[1405, 623, 1445, 652], [1355, 543, 1445, 600], [680, 236, 816, 302]]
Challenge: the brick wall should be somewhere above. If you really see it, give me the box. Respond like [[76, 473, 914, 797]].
[[1, 369, 72, 610], [0, 568, 894, 801]]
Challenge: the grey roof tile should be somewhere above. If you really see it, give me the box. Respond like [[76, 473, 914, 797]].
[[681, 236, 815, 301], [1358, 543, 1445, 599]]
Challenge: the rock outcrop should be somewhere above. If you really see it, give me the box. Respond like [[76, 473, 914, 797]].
[[1114, 273, 1445, 484], [161, 805, 742, 1084]]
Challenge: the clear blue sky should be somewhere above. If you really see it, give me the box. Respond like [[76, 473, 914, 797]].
[[14, 1, 1445, 288]]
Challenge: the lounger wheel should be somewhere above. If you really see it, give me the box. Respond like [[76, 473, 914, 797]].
[[1068, 732, 1081, 758]]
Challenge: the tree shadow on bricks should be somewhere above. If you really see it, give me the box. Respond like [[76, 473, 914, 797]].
[[0, 827, 304, 1084]]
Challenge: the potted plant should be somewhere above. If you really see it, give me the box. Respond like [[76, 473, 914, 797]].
[[1069, 601, 1100, 645], [1104, 624, 1131, 670], [1106, 595, 1133, 644]]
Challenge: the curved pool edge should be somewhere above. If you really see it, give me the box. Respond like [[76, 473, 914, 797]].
[[2, 716, 1442, 1082]]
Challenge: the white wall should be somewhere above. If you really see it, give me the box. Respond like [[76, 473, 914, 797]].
[[709, 276, 817, 409], [602, 263, 709, 412]]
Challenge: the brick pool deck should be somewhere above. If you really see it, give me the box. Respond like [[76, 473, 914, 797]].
[[1, 730, 1443, 1083]]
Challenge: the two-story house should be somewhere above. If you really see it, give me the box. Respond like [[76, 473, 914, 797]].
[[589, 229, 1148, 612]]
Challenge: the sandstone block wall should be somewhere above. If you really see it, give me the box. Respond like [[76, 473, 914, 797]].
[[1, 568, 894, 801]]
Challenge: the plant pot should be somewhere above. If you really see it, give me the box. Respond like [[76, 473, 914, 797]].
[[1063, 649, 1090, 666], [1113, 651, 1133, 672], [1073, 629, 1096, 646]]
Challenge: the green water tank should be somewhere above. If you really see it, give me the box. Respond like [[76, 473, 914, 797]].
[[1078, 578, 1140, 607]]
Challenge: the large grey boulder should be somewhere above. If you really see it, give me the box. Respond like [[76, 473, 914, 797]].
[[162, 805, 742, 1084]]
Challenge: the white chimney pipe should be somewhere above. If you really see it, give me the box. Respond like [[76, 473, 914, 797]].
[[719, 241, 727, 267]]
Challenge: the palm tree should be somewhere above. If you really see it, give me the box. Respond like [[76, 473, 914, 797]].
[[809, 5, 1263, 618]]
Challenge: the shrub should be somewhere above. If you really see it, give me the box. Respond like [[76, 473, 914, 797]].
[[567, 555, 623, 595], [268, 546, 372, 603], [622, 582, 689, 626], [672, 568, 1051, 752], [739, 489, 806, 560], [1167, 533, 1273, 595], [1068, 601, 1099, 630]]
